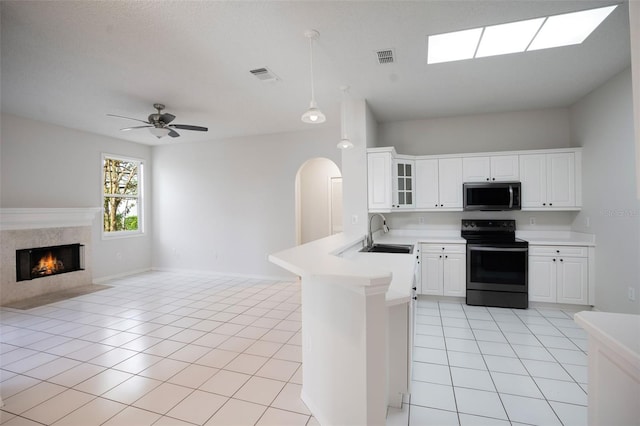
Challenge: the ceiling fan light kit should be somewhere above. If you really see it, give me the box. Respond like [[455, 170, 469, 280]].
[[301, 29, 326, 124], [108, 103, 208, 139]]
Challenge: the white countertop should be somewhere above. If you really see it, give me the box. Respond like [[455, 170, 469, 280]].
[[574, 311, 640, 372], [269, 229, 595, 308], [518, 231, 596, 246]]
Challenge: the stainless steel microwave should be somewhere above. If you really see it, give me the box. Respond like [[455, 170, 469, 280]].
[[463, 182, 521, 211]]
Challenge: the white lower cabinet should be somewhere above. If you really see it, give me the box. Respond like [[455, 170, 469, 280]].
[[420, 244, 466, 297], [529, 245, 589, 305]]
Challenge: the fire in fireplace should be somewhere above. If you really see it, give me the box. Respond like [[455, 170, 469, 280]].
[[16, 244, 84, 282], [32, 252, 65, 276]]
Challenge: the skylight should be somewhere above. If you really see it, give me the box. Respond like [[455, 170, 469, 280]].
[[427, 4, 617, 64]]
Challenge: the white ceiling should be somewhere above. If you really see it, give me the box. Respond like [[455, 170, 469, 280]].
[[0, 0, 631, 146]]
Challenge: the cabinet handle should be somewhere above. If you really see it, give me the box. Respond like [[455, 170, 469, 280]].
[[445, 255, 448, 259], [413, 296, 418, 300], [560, 258, 563, 262], [486, 178, 490, 181], [435, 203, 438, 207], [412, 286, 417, 291], [440, 204, 444, 207], [553, 258, 556, 262], [439, 255, 442, 258], [492, 177, 496, 181], [549, 203, 553, 206], [556, 250, 560, 253], [543, 203, 546, 206]]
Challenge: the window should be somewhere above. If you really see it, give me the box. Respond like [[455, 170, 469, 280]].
[[102, 154, 143, 237]]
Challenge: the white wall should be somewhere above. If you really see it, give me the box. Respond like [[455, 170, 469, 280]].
[[151, 126, 340, 279], [570, 67, 640, 314], [341, 99, 377, 235], [299, 158, 341, 244], [378, 108, 571, 155], [0, 113, 153, 280]]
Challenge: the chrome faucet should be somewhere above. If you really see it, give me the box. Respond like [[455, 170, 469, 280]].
[[367, 213, 390, 248]]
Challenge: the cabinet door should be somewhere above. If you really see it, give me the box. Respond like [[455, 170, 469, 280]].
[[547, 153, 575, 208], [420, 253, 443, 295], [462, 157, 490, 182], [556, 257, 588, 305], [438, 158, 463, 208], [415, 159, 440, 209], [490, 155, 519, 181], [367, 152, 392, 211], [529, 256, 556, 302], [393, 160, 415, 209], [443, 253, 466, 297], [519, 154, 547, 208]]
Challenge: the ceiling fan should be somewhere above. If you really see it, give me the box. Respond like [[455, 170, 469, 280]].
[[107, 103, 208, 138]]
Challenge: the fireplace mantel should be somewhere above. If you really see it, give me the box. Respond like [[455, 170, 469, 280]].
[[0, 208, 101, 230]]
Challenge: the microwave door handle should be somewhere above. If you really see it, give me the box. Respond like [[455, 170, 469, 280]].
[[509, 185, 513, 208]]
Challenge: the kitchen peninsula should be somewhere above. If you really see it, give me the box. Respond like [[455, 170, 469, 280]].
[[269, 232, 416, 426]]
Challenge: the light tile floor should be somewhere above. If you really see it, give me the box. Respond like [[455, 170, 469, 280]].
[[0, 271, 316, 426], [388, 298, 589, 426], [1, 271, 589, 426]]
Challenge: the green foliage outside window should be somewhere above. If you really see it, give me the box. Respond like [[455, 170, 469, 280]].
[[103, 157, 141, 233]]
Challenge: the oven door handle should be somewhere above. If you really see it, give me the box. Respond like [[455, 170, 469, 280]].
[[468, 246, 528, 252], [509, 185, 514, 209]]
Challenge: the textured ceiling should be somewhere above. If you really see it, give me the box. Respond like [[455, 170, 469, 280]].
[[0, 0, 631, 145]]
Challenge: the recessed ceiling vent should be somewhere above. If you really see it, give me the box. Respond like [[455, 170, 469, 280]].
[[375, 49, 395, 64], [249, 67, 280, 82]]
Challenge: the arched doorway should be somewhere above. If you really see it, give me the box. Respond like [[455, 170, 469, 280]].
[[295, 158, 343, 245]]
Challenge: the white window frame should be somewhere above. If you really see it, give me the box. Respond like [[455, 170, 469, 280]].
[[101, 153, 144, 239]]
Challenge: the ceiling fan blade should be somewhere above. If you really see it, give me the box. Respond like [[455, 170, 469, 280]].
[[170, 124, 208, 132], [120, 125, 152, 131], [159, 113, 176, 124], [168, 128, 180, 138], [107, 114, 151, 125]]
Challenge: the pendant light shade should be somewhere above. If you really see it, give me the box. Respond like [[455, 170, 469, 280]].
[[337, 86, 354, 149], [301, 30, 326, 124]]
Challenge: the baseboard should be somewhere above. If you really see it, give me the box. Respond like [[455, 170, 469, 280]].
[[150, 266, 295, 283], [301, 388, 326, 426], [92, 268, 152, 284]]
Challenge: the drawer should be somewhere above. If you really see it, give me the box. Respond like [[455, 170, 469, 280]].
[[529, 245, 588, 257], [420, 244, 466, 254]]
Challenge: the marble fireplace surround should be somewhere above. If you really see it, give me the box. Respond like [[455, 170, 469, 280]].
[[0, 208, 100, 305]]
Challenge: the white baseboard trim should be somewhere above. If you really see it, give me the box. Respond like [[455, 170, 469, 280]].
[[301, 388, 326, 426], [150, 266, 295, 283], [93, 268, 152, 284]]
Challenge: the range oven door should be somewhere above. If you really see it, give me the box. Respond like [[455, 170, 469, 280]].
[[466, 244, 528, 293]]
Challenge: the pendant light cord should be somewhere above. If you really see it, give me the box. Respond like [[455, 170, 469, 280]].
[[309, 36, 316, 104]]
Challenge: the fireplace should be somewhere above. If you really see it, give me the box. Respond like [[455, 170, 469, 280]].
[[16, 244, 85, 282]]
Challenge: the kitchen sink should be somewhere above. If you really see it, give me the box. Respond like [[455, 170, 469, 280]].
[[359, 243, 414, 254]]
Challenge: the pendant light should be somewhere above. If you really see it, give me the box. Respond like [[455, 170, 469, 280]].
[[337, 85, 354, 149], [301, 30, 326, 124]]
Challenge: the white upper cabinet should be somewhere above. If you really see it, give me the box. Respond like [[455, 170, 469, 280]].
[[368, 147, 580, 213], [520, 152, 578, 210], [367, 151, 393, 212], [393, 159, 415, 209], [463, 155, 519, 182], [415, 158, 463, 210], [438, 158, 463, 208], [415, 159, 439, 209]]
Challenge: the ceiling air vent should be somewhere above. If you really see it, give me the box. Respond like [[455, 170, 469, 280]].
[[249, 67, 280, 82], [375, 49, 395, 64]]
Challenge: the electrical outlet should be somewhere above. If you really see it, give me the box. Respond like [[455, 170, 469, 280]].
[[628, 287, 636, 301], [418, 217, 425, 225], [529, 217, 536, 225], [351, 214, 358, 225]]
